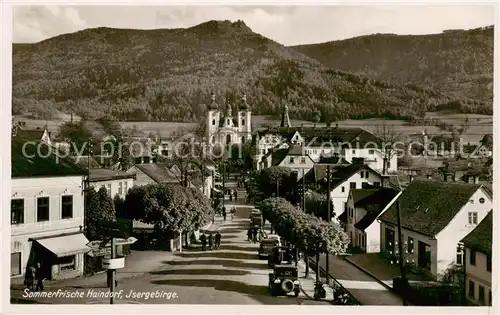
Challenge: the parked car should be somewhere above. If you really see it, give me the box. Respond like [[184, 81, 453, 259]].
[[268, 246, 294, 268], [268, 265, 300, 297], [259, 239, 280, 259], [266, 234, 281, 246]]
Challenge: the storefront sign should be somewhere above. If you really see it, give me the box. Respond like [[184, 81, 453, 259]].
[[102, 257, 125, 269]]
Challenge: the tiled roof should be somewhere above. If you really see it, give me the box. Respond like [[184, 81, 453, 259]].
[[12, 139, 86, 178], [318, 155, 350, 165], [14, 129, 47, 141], [461, 211, 492, 255], [337, 211, 347, 223], [133, 163, 179, 183], [352, 188, 399, 231], [73, 155, 101, 169], [305, 163, 380, 192], [379, 180, 484, 236], [89, 168, 136, 182]]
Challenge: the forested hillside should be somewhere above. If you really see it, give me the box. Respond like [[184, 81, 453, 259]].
[[12, 20, 490, 123], [291, 26, 493, 107]]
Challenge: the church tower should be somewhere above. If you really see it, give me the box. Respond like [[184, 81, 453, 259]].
[[238, 94, 252, 143], [280, 103, 291, 128], [207, 92, 220, 144]]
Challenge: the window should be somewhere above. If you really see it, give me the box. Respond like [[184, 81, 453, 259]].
[[11, 252, 21, 276], [352, 150, 356, 154], [61, 195, 73, 219], [212, 119, 215, 126], [487, 255, 491, 272], [107, 184, 112, 197], [226, 134, 231, 144], [300, 157, 306, 164], [468, 212, 478, 225], [350, 182, 356, 189], [365, 172, 369, 179], [360, 172, 364, 178], [58, 255, 76, 271], [468, 280, 475, 298], [369, 149, 374, 154], [118, 182, 123, 195], [161, 149, 169, 156], [470, 250, 476, 266], [290, 157, 295, 164], [456, 246, 463, 265], [37, 197, 50, 222], [11, 199, 24, 224], [241, 119, 245, 126], [478, 286, 485, 304], [387, 162, 391, 169], [407, 237, 414, 254], [374, 182, 381, 187], [124, 181, 128, 194], [227, 119, 230, 126], [341, 186, 345, 193], [479, 197, 485, 204]]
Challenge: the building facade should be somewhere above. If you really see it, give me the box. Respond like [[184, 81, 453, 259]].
[[11, 139, 90, 280], [207, 93, 252, 146], [89, 168, 136, 200]]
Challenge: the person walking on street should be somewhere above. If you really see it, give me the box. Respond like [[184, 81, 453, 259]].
[[214, 231, 221, 249], [35, 262, 44, 292], [25, 265, 35, 291], [208, 233, 214, 250], [229, 190, 233, 201], [231, 206, 236, 220], [222, 207, 227, 222], [234, 190, 238, 201], [200, 233, 207, 251], [247, 228, 252, 242], [252, 228, 258, 243]]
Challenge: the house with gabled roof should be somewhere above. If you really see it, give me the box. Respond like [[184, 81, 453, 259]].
[[304, 159, 384, 224], [126, 162, 179, 187], [461, 210, 492, 306], [378, 180, 492, 278], [259, 144, 315, 179], [345, 187, 399, 253]]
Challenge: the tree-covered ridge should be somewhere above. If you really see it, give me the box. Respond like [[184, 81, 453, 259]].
[[12, 20, 490, 124], [291, 26, 494, 106]]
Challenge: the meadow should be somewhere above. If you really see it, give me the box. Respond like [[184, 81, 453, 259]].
[[14, 111, 492, 145]]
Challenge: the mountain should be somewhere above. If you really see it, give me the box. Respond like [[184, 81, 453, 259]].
[[291, 26, 494, 105], [12, 20, 491, 124]]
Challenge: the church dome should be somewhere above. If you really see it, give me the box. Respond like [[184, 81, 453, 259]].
[[208, 92, 219, 110], [239, 94, 249, 110]]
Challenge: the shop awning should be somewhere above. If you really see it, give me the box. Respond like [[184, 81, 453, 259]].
[[36, 233, 91, 257]]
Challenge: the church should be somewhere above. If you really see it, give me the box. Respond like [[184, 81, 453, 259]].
[[206, 92, 252, 146]]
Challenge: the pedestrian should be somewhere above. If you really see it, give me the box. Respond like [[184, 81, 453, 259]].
[[259, 229, 265, 241], [247, 228, 252, 242], [222, 207, 227, 222], [234, 190, 238, 201], [208, 233, 214, 250], [25, 265, 35, 290], [214, 231, 221, 249], [231, 206, 236, 220], [229, 190, 233, 201], [200, 233, 207, 251], [34, 262, 44, 292], [252, 228, 258, 243]]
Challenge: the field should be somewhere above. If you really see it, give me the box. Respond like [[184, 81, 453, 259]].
[[14, 111, 492, 144]]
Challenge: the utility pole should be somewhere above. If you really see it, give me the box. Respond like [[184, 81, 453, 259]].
[[222, 161, 226, 209], [396, 201, 408, 306], [110, 237, 116, 304], [326, 165, 331, 285]]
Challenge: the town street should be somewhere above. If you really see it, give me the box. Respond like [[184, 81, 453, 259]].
[[11, 205, 330, 305]]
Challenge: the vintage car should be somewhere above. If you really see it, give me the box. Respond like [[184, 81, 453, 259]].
[[268, 265, 300, 297], [267, 246, 294, 268], [250, 210, 263, 228], [258, 239, 280, 259]]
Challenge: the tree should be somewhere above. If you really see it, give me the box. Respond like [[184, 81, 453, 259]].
[[85, 187, 117, 241], [59, 120, 93, 155], [480, 133, 493, 147], [374, 123, 403, 174], [305, 191, 335, 220]]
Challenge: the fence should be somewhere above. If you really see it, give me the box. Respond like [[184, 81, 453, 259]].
[[308, 257, 361, 305]]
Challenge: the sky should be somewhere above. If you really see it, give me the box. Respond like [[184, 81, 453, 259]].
[[12, 4, 495, 46]]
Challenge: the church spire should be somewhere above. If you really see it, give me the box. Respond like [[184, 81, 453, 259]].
[[239, 93, 249, 110], [208, 92, 218, 110], [280, 103, 291, 128]]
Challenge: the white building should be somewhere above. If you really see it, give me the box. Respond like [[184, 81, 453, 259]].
[[11, 139, 90, 280], [89, 168, 136, 200], [379, 180, 492, 278], [345, 187, 399, 252], [461, 211, 492, 306], [252, 106, 397, 173], [304, 160, 384, 226], [207, 93, 252, 146], [259, 145, 315, 179]]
